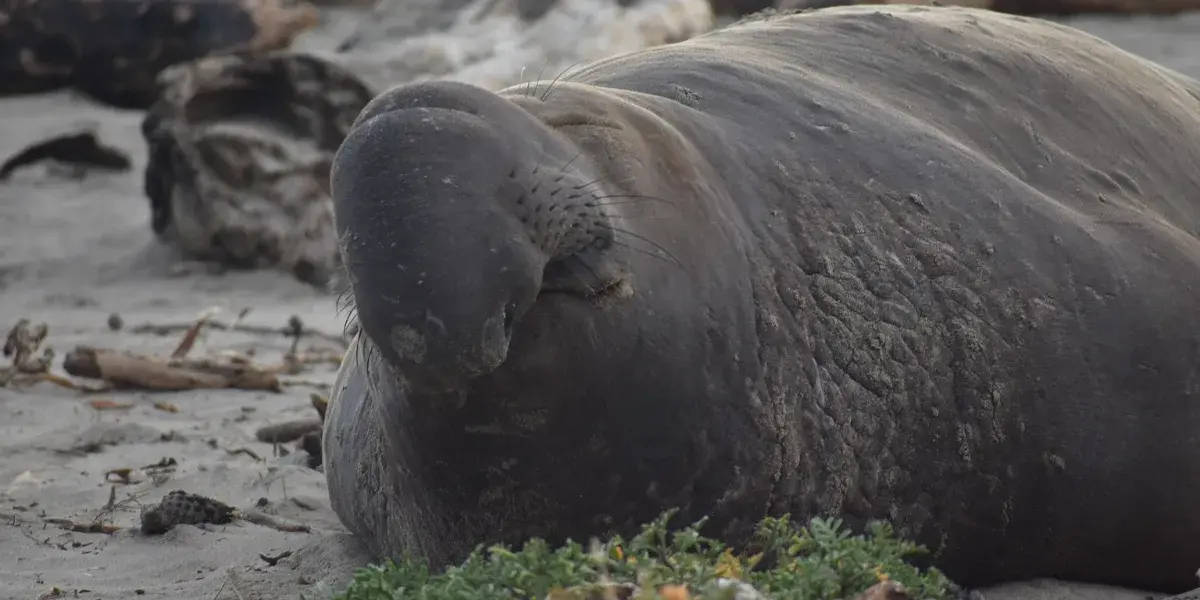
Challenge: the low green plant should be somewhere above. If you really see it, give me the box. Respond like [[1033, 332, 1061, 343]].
[[335, 510, 954, 600]]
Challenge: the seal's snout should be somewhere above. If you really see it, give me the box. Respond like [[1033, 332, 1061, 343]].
[[377, 299, 517, 392], [331, 98, 545, 392], [347, 234, 536, 392]]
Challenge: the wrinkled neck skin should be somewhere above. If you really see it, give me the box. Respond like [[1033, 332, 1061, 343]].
[[331, 80, 795, 567]]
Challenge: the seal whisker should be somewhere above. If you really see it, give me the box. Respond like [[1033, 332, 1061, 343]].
[[335, 283, 353, 313], [540, 61, 586, 102], [341, 306, 360, 340], [594, 223, 684, 268], [553, 150, 586, 182], [572, 176, 608, 191], [530, 152, 547, 178], [589, 193, 675, 206], [335, 282, 361, 339], [336, 279, 356, 309], [572, 174, 636, 191], [526, 64, 549, 98], [361, 338, 376, 383], [605, 237, 682, 269], [590, 199, 668, 209]]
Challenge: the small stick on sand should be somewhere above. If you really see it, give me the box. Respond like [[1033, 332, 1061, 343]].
[[130, 316, 348, 349], [226, 447, 265, 461], [311, 392, 329, 422], [170, 306, 223, 359], [255, 419, 322, 444], [259, 549, 294, 566], [225, 567, 249, 600], [237, 508, 311, 533], [41, 517, 122, 534], [5, 371, 112, 393], [281, 379, 335, 390]]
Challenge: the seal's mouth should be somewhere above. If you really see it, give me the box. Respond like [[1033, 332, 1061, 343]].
[[391, 286, 599, 396], [537, 243, 632, 301]]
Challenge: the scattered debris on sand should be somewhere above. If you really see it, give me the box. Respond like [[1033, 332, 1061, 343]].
[[2, 318, 52, 375], [139, 490, 236, 534], [139, 489, 312, 535], [254, 391, 330, 469], [256, 418, 323, 444], [1, 309, 347, 394]]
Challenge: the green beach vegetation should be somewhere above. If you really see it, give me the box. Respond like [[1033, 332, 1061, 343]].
[[333, 510, 955, 600]]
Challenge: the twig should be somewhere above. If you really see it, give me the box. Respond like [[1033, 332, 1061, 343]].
[[5, 372, 111, 393], [311, 393, 329, 422], [41, 517, 122, 534], [255, 419, 321, 444], [281, 379, 335, 390], [226, 447, 264, 461], [224, 568, 248, 600], [131, 318, 348, 348], [237, 508, 311, 533], [104, 485, 117, 510], [259, 549, 293, 566], [171, 307, 223, 359]]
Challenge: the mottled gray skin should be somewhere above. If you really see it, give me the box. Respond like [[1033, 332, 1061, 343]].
[[323, 5, 1200, 594]]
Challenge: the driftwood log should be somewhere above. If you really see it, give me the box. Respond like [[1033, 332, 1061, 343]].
[[62, 345, 281, 392]]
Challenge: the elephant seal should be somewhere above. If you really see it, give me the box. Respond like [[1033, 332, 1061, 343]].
[[323, 5, 1200, 594], [0, 0, 318, 109], [771, 0, 1200, 17]]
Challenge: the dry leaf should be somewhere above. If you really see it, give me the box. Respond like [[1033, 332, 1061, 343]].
[[851, 581, 911, 600], [89, 399, 133, 410], [714, 548, 744, 580], [104, 468, 134, 484], [657, 585, 690, 600]]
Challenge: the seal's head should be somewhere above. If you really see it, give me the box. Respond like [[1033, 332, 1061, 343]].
[[331, 81, 617, 392], [328, 76, 779, 566]]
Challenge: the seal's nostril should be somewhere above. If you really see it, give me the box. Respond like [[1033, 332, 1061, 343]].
[[502, 303, 516, 335]]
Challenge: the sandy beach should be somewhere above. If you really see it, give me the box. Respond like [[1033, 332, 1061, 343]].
[[1, 6, 1198, 600]]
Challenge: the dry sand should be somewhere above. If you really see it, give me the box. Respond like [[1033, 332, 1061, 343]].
[[1, 7, 1198, 600]]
